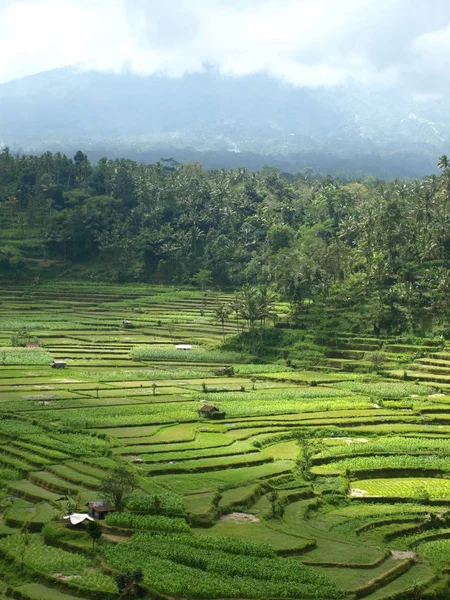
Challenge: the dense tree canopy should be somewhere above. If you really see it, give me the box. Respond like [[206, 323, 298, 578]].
[[1, 148, 450, 335]]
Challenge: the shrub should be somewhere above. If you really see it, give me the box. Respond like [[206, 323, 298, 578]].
[[127, 492, 185, 516]]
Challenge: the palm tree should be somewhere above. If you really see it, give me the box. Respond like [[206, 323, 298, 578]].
[[233, 286, 278, 331], [230, 286, 278, 352], [214, 303, 231, 342], [256, 287, 278, 327], [438, 155, 449, 171], [229, 297, 242, 334]]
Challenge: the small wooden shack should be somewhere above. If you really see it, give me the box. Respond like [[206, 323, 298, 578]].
[[51, 360, 66, 369], [26, 342, 40, 349], [86, 500, 115, 520], [198, 404, 226, 420], [214, 366, 234, 377], [64, 513, 94, 529]]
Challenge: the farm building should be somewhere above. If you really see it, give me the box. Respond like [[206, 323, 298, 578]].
[[51, 360, 66, 369], [86, 500, 115, 520], [176, 344, 192, 350], [25, 342, 40, 348], [64, 513, 94, 528], [215, 366, 234, 376], [198, 404, 226, 419]]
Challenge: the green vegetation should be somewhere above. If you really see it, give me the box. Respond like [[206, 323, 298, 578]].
[[1, 280, 450, 598], [130, 346, 243, 363], [102, 532, 345, 599], [104, 512, 190, 533], [126, 491, 185, 516], [0, 348, 52, 365], [351, 477, 450, 499], [3, 150, 450, 340], [0, 534, 116, 593]]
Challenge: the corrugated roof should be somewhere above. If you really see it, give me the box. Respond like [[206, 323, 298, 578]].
[[199, 404, 218, 412], [88, 500, 114, 511]]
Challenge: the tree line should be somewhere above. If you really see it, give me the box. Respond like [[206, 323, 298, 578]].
[[1, 148, 450, 335]]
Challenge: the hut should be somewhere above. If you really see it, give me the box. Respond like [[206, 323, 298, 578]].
[[64, 513, 94, 529], [51, 360, 66, 369], [214, 366, 234, 377], [198, 404, 226, 420], [122, 319, 133, 328], [26, 342, 40, 349], [86, 500, 115, 520], [176, 344, 192, 350]]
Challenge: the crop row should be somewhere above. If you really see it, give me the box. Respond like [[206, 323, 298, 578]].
[[0, 348, 53, 365], [352, 477, 450, 499], [0, 419, 110, 457], [130, 346, 242, 363], [101, 533, 345, 599], [334, 381, 434, 398], [133, 441, 254, 463], [26, 398, 374, 428], [416, 538, 450, 564], [317, 436, 450, 461], [313, 454, 450, 475], [104, 512, 190, 533], [0, 533, 116, 593]]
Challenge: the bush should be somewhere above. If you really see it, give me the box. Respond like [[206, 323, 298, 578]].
[[127, 492, 185, 517]]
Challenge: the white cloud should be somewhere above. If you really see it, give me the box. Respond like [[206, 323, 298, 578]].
[[1, 0, 450, 92]]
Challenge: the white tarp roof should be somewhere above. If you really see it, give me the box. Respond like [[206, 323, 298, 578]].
[[64, 513, 94, 525], [175, 344, 192, 350]]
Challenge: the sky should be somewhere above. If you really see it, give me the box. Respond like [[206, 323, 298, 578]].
[[1, 0, 450, 93]]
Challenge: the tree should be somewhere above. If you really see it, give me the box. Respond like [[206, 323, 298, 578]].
[[167, 321, 176, 341], [295, 433, 322, 480], [191, 269, 213, 290], [232, 285, 278, 351], [61, 494, 77, 517], [10, 328, 31, 347], [100, 467, 136, 512], [365, 350, 386, 373], [19, 523, 31, 572], [86, 519, 102, 552], [234, 286, 278, 331], [267, 490, 279, 519], [214, 303, 231, 341], [438, 155, 449, 171], [116, 568, 145, 598]]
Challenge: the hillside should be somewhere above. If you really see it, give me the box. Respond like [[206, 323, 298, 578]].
[[2, 150, 450, 339], [0, 280, 448, 599]]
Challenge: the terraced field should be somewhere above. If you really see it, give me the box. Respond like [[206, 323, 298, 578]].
[[1, 282, 450, 599]]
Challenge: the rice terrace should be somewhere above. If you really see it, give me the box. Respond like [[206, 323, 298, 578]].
[[2, 280, 450, 600]]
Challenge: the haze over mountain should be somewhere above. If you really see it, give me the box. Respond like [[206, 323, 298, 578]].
[[2, 0, 450, 178], [1, 66, 449, 178]]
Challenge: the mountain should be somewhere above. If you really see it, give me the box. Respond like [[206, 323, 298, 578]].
[[0, 66, 448, 178]]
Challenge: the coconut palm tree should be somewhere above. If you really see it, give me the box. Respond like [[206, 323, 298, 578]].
[[214, 303, 231, 341], [438, 155, 449, 171]]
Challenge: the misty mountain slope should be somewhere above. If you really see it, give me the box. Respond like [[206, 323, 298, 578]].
[[0, 67, 448, 177]]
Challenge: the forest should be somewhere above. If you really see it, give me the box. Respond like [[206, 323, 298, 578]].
[[1, 148, 450, 336]]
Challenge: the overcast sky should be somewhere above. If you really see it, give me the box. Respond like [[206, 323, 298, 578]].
[[1, 0, 450, 93]]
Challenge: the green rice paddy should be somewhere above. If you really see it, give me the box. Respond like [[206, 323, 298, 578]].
[[0, 281, 450, 599]]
